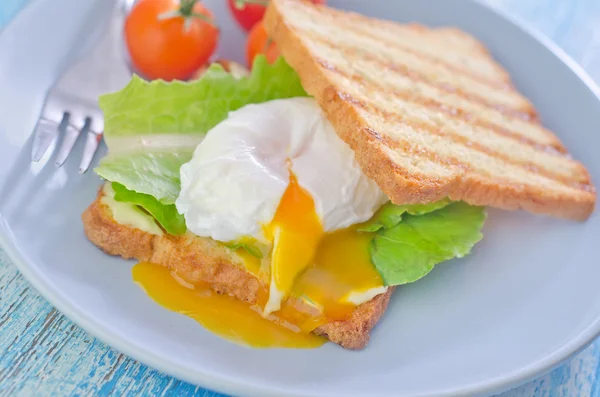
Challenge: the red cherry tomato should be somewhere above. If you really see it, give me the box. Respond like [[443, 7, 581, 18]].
[[125, 0, 219, 81], [228, 0, 326, 32], [246, 20, 280, 66], [228, 0, 267, 32]]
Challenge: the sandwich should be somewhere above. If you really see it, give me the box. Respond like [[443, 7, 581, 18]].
[[82, 0, 596, 349]]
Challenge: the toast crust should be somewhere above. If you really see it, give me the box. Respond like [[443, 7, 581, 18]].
[[82, 189, 393, 349], [264, 0, 596, 221]]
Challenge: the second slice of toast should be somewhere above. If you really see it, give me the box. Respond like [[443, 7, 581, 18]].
[[264, 0, 596, 221]]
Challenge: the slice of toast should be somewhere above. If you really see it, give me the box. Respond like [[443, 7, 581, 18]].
[[264, 0, 596, 221], [82, 187, 394, 349]]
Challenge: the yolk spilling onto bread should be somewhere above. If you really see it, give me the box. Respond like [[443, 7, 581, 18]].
[[263, 173, 324, 314], [133, 172, 384, 348], [133, 262, 326, 348], [295, 229, 383, 319]]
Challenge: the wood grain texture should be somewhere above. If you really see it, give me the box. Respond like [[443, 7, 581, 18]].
[[1, 0, 600, 396]]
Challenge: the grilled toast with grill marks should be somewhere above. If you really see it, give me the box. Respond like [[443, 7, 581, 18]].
[[264, 0, 596, 221]]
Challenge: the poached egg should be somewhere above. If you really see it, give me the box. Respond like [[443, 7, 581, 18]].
[[176, 97, 388, 319]]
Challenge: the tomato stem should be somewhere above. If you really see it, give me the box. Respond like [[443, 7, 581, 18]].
[[179, 0, 198, 17], [190, 12, 213, 23], [157, 0, 217, 32]]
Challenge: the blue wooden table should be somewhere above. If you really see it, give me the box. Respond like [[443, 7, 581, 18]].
[[1, 0, 600, 396]]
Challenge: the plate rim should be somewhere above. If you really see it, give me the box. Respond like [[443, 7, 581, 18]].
[[1, 0, 600, 396]]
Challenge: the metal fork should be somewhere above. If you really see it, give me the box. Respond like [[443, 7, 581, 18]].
[[31, 0, 135, 173]]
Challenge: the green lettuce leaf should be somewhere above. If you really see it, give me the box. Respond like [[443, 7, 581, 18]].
[[358, 199, 451, 232], [112, 182, 186, 235], [224, 241, 264, 259], [370, 202, 486, 286], [95, 55, 309, 207], [99, 56, 308, 147], [96, 152, 191, 204]]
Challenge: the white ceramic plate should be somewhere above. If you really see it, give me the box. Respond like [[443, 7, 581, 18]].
[[1, 0, 599, 396]]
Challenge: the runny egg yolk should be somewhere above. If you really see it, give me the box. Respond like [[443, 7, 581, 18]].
[[133, 262, 326, 349], [263, 171, 384, 320], [133, 172, 384, 348], [263, 173, 324, 314], [294, 229, 383, 320]]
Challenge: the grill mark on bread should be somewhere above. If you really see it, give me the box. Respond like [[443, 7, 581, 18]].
[[300, 30, 531, 114], [363, 126, 383, 141], [314, 50, 533, 125], [294, 23, 513, 93], [343, 87, 583, 176], [321, 62, 567, 153], [360, 126, 462, 183], [286, 2, 511, 85], [340, 93, 592, 191], [338, 64, 549, 145], [359, 126, 462, 183], [374, 134, 544, 193], [342, 93, 590, 193], [375, 131, 590, 194]]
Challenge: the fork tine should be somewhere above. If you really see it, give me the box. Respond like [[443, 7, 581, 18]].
[[31, 115, 66, 162], [55, 117, 90, 167], [79, 129, 103, 174]]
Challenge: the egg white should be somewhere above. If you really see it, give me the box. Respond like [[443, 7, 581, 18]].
[[176, 97, 388, 243]]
